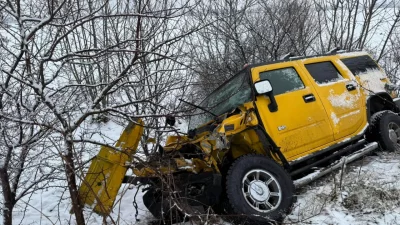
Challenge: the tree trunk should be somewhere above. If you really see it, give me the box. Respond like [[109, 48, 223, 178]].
[[0, 168, 13, 225], [64, 137, 85, 225]]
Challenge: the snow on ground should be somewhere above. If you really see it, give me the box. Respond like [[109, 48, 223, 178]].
[[3, 182, 151, 225], [286, 151, 400, 225], [3, 118, 400, 225]]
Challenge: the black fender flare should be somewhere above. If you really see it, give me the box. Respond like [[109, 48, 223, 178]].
[[366, 92, 399, 122]]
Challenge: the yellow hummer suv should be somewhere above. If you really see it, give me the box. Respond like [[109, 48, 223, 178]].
[[83, 50, 400, 224], [137, 50, 400, 224]]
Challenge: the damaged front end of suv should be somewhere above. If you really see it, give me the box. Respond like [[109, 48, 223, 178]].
[[130, 73, 278, 223]]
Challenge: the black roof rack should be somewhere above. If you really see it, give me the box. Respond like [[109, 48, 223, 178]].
[[281, 52, 295, 60], [327, 47, 342, 54]]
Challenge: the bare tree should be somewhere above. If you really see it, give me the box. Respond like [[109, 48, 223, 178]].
[[380, 31, 400, 85], [0, 115, 55, 225], [313, 0, 399, 55], [187, 0, 318, 95], [0, 0, 201, 224]]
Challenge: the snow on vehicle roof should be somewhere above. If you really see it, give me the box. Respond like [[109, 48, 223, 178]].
[[338, 51, 370, 58]]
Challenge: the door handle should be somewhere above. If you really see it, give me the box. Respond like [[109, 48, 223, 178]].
[[346, 83, 356, 91], [303, 94, 316, 103]]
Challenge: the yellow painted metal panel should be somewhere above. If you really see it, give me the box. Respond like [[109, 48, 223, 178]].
[[79, 119, 144, 215], [300, 57, 366, 140], [251, 62, 335, 160]]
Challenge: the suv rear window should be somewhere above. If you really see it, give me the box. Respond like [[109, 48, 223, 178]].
[[259, 67, 305, 95], [341, 55, 380, 75], [305, 61, 344, 84]]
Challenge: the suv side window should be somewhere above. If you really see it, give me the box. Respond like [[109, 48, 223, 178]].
[[259, 67, 305, 95], [341, 55, 379, 75], [305, 61, 344, 84]]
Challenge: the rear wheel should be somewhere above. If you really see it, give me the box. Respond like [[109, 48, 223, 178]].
[[367, 111, 400, 151], [225, 154, 294, 224]]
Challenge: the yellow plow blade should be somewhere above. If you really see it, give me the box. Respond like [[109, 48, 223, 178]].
[[78, 119, 144, 215]]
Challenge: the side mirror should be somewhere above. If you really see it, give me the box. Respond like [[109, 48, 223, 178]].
[[254, 80, 273, 95], [254, 80, 278, 112]]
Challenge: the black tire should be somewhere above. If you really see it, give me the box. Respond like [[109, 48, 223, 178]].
[[143, 189, 185, 224], [225, 154, 294, 224], [368, 110, 400, 152], [143, 189, 163, 219], [366, 111, 387, 142]]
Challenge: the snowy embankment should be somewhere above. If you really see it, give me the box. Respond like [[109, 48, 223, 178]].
[[2, 120, 400, 225], [0, 180, 150, 225], [286, 152, 400, 225]]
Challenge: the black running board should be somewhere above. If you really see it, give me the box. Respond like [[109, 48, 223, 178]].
[[293, 142, 378, 188]]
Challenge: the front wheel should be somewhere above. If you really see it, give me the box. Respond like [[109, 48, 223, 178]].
[[225, 154, 294, 224]]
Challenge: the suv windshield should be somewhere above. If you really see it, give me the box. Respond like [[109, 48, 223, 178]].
[[188, 71, 252, 130]]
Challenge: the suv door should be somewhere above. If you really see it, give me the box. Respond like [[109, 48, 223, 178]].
[[301, 57, 367, 140], [252, 62, 334, 161]]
